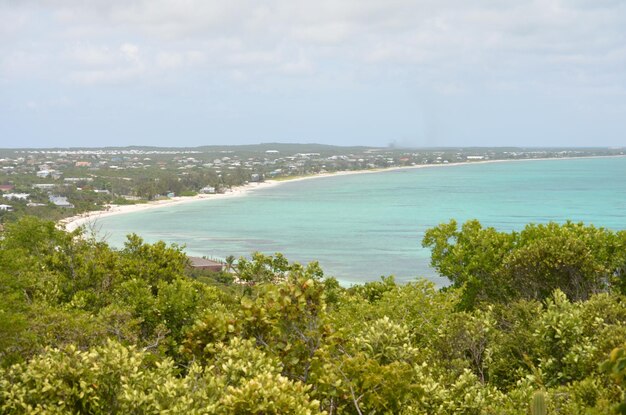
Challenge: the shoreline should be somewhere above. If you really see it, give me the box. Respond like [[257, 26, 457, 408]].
[[60, 180, 283, 232], [60, 154, 625, 232]]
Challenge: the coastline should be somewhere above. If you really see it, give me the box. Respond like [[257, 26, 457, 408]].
[[60, 154, 624, 232], [61, 180, 283, 232]]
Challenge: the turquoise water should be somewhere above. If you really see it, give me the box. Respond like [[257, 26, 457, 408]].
[[94, 157, 626, 285]]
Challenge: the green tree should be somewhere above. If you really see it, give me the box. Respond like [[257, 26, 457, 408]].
[[423, 220, 624, 308]]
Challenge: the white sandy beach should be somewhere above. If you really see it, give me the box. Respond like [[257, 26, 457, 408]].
[[60, 155, 624, 232]]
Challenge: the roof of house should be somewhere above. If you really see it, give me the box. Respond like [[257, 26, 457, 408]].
[[49, 195, 74, 207], [188, 256, 224, 268]]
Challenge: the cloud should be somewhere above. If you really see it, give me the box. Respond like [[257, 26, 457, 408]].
[[2, 0, 624, 92], [155, 51, 184, 69], [1, 51, 48, 77], [69, 66, 143, 85], [279, 53, 314, 75], [120, 43, 140, 63], [67, 43, 144, 85], [68, 44, 116, 66]]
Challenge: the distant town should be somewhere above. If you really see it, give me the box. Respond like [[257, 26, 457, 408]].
[[0, 144, 623, 225]]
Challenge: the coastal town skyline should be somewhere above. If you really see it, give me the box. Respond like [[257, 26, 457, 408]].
[[2, 1, 626, 148]]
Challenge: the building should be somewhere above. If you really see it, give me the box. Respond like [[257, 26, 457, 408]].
[[33, 184, 57, 190], [36, 170, 53, 178], [0, 204, 13, 211], [0, 184, 15, 192], [200, 186, 216, 194], [187, 256, 224, 272], [2, 193, 29, 200], [64, 177, 94, 183], [122, 195, 141, 201], [49, 195, 74, 208]]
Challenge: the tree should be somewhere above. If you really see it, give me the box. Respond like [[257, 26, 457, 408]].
[[422, 219, 516, 308], [423, 220, 624, 308]]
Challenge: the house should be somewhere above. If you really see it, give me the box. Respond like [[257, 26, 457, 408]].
[[2, 193, 30, 200], [36, 170, 53, 178], [187, 256, 224, 272], [64, 177, 94, 183], [0, 204, 13, 211], [33, 184, 56, 190], [0, 184, 15, 192], [49, 195, 74, 208], [200, 186, 216, 194], [122, 195, 141, 201]]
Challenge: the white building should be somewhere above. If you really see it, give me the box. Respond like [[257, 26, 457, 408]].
[[36, 170, 53, 178], [33, 184, 56, 190], [2, 193, 30, 200], [64, 177, 94, 183], [49, 195, 74, 208]]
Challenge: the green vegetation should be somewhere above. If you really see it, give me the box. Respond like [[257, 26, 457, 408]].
[[423, 220, 626, 309], [2, 217, 626, 413]]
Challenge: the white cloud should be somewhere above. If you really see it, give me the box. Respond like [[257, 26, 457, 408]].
[[69, 44, 116, 66], [279, 53, 314, 75], [68, 43, 144, 85], [291, 21, 355, 44], [1, 0, 625, 92], [156, 52, 184, 69], [69, 66, 143, 85], [120, 43, 140, 62]]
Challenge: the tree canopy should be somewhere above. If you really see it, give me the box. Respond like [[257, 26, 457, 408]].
[[423, 219, 626, 308], [2, 216, 626, 414]]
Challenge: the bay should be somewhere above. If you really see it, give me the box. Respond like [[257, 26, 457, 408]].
[[94, 157, 626, 285]]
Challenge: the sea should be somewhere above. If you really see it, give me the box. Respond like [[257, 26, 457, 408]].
[[94, 157, 626, 286]]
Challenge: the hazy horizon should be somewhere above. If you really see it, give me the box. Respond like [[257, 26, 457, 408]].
[[2, 1, 625, 148], [1, 143, 624, 151]]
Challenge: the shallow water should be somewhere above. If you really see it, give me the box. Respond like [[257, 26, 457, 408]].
[[95, 157, 626, 285]]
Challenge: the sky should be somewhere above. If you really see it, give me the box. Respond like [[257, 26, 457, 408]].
[[1, 0, 625, 148]]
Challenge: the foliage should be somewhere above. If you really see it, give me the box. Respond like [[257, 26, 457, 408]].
[[0, 338, 321, 415], [423, 219, 626, 308], [1, 216, 626, 413]]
